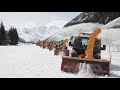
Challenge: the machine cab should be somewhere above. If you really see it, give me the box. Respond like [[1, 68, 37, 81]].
[[73, 34, 102, 59], [73, 36, 89, 55]]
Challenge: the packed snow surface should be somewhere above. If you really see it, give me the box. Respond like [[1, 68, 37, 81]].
[[0, 44, 119, 78]]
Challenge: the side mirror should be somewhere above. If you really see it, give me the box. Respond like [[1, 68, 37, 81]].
[[101, 45, 106, 50]]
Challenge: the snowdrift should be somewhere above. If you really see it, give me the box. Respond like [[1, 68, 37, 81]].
[[103, 17, 120, 29], [101, 17, 120, 51]]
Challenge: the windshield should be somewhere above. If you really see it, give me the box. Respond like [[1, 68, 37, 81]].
[[73, 37, 89, 50], [70, 36, 74, 40]]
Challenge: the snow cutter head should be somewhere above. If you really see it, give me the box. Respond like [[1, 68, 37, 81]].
[[61, 28, 111, 76], [61, 56, 110, 76]]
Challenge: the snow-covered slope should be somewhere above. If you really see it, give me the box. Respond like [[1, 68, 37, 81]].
[[17, 25, 60, 42], [50, 23, 103, 41], [100, 17, 120, 51], [103, 17, 120, 29]]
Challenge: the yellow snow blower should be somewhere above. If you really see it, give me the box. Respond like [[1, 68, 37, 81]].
[[36, 41, 43, 47], [36, 41, 40, 46], [42, 41, 47, 49], [48, 41, 55, 51], [61, 28, 111, 76], [54, 40, 64, 55]]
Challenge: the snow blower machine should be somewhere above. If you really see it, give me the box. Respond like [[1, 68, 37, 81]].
[[36, 41, 42, 47], [54, 40, 64, 55], [61, 28, 111, 76], [48, 41, 55, 51], [42, 40, 49, 49], [38, 41, 43, 47], [36, 41, 40, 46]]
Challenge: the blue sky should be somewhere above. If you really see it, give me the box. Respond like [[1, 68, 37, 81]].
[[0, 12, 80, 28]]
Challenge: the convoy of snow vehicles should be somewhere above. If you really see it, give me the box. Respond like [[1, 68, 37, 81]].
[[36, 28, 111, 76]]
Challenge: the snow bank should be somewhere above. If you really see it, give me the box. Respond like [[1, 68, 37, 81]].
[[101, 28, 120, 51], [100, 17, 120, 51], [103, 17, 120, 29], [0, 44, 120, 78]]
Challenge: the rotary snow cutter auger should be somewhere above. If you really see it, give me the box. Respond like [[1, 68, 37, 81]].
[[61, 28, 111, 76]]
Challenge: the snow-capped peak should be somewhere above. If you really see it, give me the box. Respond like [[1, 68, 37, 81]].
[[17, 24, 60, 42]]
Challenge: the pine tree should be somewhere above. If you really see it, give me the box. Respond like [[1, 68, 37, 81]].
[[8, 27, 19, 45], [14, 28, 19, 44], [0, 31, 2, 45], [0, 21, 6, 45]]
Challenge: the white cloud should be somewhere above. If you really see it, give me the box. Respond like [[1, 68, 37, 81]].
[[0, 12, 80, 29], [46, 20, 68, 28], [24, 21, 38, 28]]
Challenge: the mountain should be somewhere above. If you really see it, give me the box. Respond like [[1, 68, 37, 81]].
[[19, 37, 26, 43], [64, 12, 120, 27], [17, 25, 60, 43]]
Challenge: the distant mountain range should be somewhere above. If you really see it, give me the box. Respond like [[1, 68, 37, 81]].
[[17, 25, 60, 43]]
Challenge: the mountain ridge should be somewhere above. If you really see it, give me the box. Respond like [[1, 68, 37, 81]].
[[17, 25, 60, 43], [64, 12, 120, 27]]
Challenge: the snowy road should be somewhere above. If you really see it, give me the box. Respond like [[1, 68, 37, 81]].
[[0, 44, 120, 78], [0, 44, 77, 78]]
